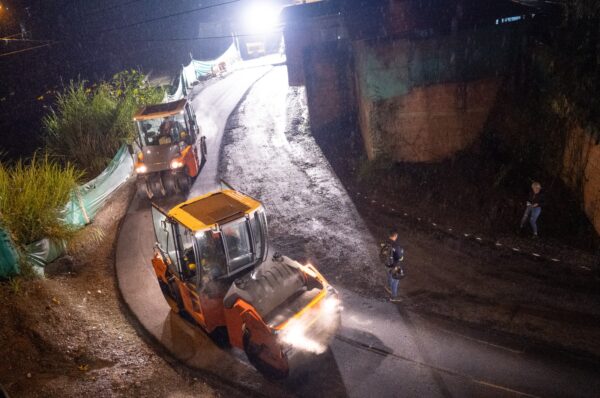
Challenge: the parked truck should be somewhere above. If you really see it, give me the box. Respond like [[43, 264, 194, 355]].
[[150, 188, 341, 378], [133, 98, 207, 198]]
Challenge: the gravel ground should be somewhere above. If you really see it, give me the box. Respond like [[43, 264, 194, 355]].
[[219, 66, 600, 359], [0, 180, 245, 398], [219, 66, 384, 296]]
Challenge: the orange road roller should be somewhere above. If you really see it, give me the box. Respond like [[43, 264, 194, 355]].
[[150, 188, 341, 378], [133, 98, 207, 198]]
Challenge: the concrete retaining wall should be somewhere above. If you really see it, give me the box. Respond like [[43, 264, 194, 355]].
[[354, 26, 516, 162], [361, 78, 502, 162], [304, 42, 356, 135]]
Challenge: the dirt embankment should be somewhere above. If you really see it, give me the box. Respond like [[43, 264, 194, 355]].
[[0, 181, 243, 398]]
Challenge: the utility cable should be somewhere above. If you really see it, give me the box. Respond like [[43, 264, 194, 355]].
[[1, 0, 258, 55], [90, 31, 282, 43], [0, 28, 284, 58], [0, 32, 25, 40], [0, 42, 55, 58], [84, 0, 145, 16], [1, 37, 55, 44], [91, 0, 240, 35]]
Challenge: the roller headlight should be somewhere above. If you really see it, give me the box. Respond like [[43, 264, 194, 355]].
[[322, 296, 340, 315], [324, 285, 341, 314], [170, 159, 184, 169], [279, 319, 326, 354], [135, 164, 147, 174]]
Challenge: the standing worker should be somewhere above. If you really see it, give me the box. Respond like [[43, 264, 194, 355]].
[[380, 230, 405, 302], [520, 181, 544, 237]]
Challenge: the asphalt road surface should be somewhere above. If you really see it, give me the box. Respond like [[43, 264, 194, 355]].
[[116, 62, 600, 397]]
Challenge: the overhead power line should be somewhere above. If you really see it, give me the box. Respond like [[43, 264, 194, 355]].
[[110, 31, 282, 43], [92, 0, 241, 35], [0, 42, 55, 58], [0, 32, 26, 40], [0, 28, 285, 58], [1, 37, 55, 44], [0, 0, 244, 58], [84, 0, 145, 16]]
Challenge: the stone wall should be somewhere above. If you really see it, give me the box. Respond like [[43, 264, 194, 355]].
[[562, 127, 600, 235], [360, 78, 501, 162], [354, 25, 517, 162]]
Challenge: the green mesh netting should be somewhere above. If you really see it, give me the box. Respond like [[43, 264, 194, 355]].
[[25, 238, 66, 270], [0, 228, 19, 279], [166, 41, 241, 103], [63, 145, 133, 227], [1, 145, 133, 277]]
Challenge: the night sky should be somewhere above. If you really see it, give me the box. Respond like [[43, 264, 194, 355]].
[[0, 0, 290, 159]]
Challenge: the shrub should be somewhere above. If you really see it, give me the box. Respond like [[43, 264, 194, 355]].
[[106, 70, 166, 143], [44, 82, 120, 177], [0, 154, 82, 246], [110, 70, 165, 108], [43, 71, 164, 177]]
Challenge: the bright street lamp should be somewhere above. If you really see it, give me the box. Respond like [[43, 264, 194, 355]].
[[243, 1, 281, 35]]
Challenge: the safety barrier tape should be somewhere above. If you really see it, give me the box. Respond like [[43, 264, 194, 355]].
[[352, 191, 594, 271]]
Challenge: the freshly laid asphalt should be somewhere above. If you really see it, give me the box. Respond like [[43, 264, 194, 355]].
[[115, 65, 288, 396], [115, 62, 600, 397]]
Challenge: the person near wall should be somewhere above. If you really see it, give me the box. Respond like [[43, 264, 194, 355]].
[[380, 230, 405, 302], [520, 181, 544, 237]]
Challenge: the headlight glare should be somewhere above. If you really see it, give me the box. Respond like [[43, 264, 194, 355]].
[[279, 319, 325, 354], [170, 159, 184, 169]]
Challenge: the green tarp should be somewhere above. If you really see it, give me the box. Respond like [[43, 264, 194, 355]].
[[0, 145, 133, 278], [1, 42, 241, 278], [0, 228, 20, 278], [164, 41, 241, 103], [25, 239, 66, 272], [63, 145, 133, 227], [181, 42, 240, 89]]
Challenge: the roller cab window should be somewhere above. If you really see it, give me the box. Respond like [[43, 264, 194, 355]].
[[175, 224, 198, 282], [194, 230, 227, 281], [151, 205, 181, 277], [137, 113, 188, 147], [220, 209, 267, 276], [221, 219, 253, 273], [250, 209, 267, 262]]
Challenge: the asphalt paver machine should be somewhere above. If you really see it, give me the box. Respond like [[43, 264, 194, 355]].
[[150, 188, 341, 378], [133, 98, 207, 198]]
